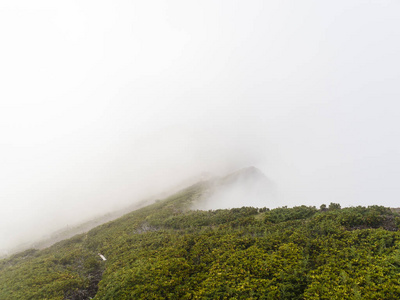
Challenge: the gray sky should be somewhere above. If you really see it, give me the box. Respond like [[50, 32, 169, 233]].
[[1, 0, 400, 250]]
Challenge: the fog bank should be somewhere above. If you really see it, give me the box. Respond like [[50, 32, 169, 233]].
[[1, 0, 400, 251]]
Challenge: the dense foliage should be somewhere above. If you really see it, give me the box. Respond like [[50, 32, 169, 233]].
[[1, 181, 400, 299]]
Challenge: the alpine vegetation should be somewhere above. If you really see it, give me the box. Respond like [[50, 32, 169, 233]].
[[1, 169, 400, 299]]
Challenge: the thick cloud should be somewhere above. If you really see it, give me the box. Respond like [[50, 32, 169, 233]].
[[1, 0, 400, 252]]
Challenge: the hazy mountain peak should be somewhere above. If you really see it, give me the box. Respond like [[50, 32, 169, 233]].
[[220, 166, 269, 184], [195, 166, 277, 210]]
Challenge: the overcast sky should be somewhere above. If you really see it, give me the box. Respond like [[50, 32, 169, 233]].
[[1, 0, 400, 251]]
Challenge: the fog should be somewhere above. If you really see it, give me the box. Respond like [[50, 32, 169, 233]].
[[194, 167, 278, 210], [1, 0, 400, 252]]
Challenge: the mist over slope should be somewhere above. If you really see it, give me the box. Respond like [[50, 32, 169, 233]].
[[195, 166, 278, 210], [2, 167, 275, 257]]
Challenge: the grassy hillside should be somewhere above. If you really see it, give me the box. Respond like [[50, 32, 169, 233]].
[[1, 176, 400, 299]]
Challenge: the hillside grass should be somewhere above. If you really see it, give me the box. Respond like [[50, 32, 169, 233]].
[[1, 181, 400, 299]]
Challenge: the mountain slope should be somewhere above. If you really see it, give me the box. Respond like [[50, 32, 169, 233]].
[[1, 169, 400, 299]]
